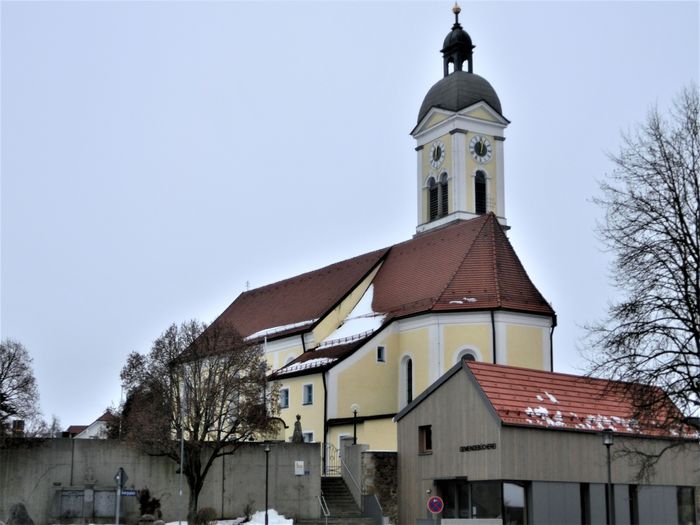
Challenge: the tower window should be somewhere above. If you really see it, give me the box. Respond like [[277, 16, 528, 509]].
[[428, 174, 449, 221], [475, 171, 487, 214], [440, 173, 449, 217], [429, 177, 439, 220]]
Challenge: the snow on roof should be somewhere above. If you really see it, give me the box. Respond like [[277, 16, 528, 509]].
[[319, 284, 385, 347], [467, 361, 697, 439], [245, 319, 317, 341], [279, 356, 337, 374]]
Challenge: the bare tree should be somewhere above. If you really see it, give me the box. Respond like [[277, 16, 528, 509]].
[[119, 320, 278, 520], [0, 338, 40, 437], [587, 85, 699, 471]]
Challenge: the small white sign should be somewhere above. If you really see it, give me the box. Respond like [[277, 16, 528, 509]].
[[294, 460, 304, 476]]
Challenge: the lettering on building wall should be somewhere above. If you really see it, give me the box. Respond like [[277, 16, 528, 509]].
[[459, 443, 496, 453]]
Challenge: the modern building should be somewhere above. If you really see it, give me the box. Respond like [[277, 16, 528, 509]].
[[394, 360, 699, 525], [197, 6, 557, 468]]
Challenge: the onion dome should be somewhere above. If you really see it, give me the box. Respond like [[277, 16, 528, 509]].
[[416, 3, 503, 124]]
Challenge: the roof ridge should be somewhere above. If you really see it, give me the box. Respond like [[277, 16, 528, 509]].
[[239, 247, 390, 297], [433, 214, 492, 307], [489, 215, 503, 307]]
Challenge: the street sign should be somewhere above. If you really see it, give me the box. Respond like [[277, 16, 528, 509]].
[[427, 496, 444, 514], [121, 489, 138, 497]]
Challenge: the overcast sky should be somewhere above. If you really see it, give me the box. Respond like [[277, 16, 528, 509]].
[[2, 1, 698, 428]]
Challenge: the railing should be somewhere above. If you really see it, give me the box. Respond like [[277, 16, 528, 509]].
[[317, 494, 330, 525], [324, 442, 341, 476]]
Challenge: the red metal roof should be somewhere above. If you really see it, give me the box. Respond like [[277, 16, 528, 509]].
[[466, 361, 694, 439], [211, 214, 554, 341]]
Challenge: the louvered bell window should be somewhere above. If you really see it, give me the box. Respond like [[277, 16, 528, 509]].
[[429, 177, 438, 220], [475, 171, 487, 214], [439, 173, 449, 217]]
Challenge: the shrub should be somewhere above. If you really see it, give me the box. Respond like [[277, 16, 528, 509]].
[[138, 488, 162, 518], [194, 507, 217, 525]]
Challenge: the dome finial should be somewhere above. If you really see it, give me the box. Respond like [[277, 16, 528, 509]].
[[453, 2, 461, 23]]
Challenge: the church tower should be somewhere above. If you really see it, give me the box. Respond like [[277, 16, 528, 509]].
[[412, 4, 509, 234]]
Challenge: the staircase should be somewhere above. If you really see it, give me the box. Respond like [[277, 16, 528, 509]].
[[295, 477, 376, 525]]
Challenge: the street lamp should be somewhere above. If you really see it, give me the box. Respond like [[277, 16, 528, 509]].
[[602, 428, 615, 525], [264, 442, 271, 525], [351, 404, 360, 445]]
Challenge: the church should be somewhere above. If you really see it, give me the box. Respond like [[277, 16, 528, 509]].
[[204, 5, 555, 469]]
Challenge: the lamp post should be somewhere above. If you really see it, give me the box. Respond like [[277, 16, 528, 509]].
[[603, 428, 615, 525], [264, 442, 271, 525], [351, 403, 360, 445]]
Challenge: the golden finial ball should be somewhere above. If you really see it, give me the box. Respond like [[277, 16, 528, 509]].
[[452, 3, 461, 15]]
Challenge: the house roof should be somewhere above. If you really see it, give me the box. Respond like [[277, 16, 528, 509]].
[[211, 213, 554, 342], [466, 361, 695, 439], [270, 336, 371, 379], [65, 425, 88, 436]]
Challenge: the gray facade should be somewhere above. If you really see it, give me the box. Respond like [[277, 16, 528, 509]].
[[396, 366, 700, 524], [0, 439, 321, 524]]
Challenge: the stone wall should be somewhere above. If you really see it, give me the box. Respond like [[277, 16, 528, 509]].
[[0, 438, 321, 524], [361, 451, 397, 525]]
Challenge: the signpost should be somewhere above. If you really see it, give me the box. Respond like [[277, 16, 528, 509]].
[[427, 495, 444, 522], [114, 467, 128, 525]]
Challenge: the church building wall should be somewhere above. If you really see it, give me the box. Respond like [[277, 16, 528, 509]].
[[276, 373, 325, 443]]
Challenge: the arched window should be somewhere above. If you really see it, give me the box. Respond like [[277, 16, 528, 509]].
[[427, 174, 449, 222], [439, 173, 449, 217], [428, 177, 439, 220], [406, 358, 413, 404], [475, 171, 487, 214], [454, 346, 482, 365], [400, 355, 414, 408]]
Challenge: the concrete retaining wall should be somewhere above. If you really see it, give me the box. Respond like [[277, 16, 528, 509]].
[[0, 439, 321, 524]]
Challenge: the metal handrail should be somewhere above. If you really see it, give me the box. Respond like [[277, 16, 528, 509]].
[[339, 453, 362, 496], [318, 494, 330, 525]]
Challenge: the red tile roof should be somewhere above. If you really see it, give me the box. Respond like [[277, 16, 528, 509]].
[[212, 248, 388, 340], [466, 361, 695, 439], [211, 214, 554, 341], [65, 425, 88, 436], [270, 336, 370, 379]]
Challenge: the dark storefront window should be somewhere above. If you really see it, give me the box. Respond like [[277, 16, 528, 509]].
[[436, 480, 514, 520]]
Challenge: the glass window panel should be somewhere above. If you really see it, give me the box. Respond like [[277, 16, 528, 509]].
[[504, 482, 527, 525], [458, 482, 471, 518], [471, 481, 502, 519]]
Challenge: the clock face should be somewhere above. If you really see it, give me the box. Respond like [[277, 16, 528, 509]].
[[429, 140, 446, 169], [469, 135, 493, 163]]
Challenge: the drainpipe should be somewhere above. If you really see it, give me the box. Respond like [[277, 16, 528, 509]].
[[549, 324, 555, 372], [322, 371, 328, 475], [490, 310, 497, 364]]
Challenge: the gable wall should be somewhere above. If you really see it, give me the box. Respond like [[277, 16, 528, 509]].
[[397, 369, 502, 524]]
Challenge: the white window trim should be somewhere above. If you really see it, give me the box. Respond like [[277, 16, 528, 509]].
[[279, 387, 290, 409], [454, 346, 482, 365], [302, 431, 314, 443], [376, 345, 386, 363], [399, 354, 414, 409], [302, 383, 314, 405]]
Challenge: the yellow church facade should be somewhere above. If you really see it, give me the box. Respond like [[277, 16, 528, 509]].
[[200, 6, 556, 470]]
